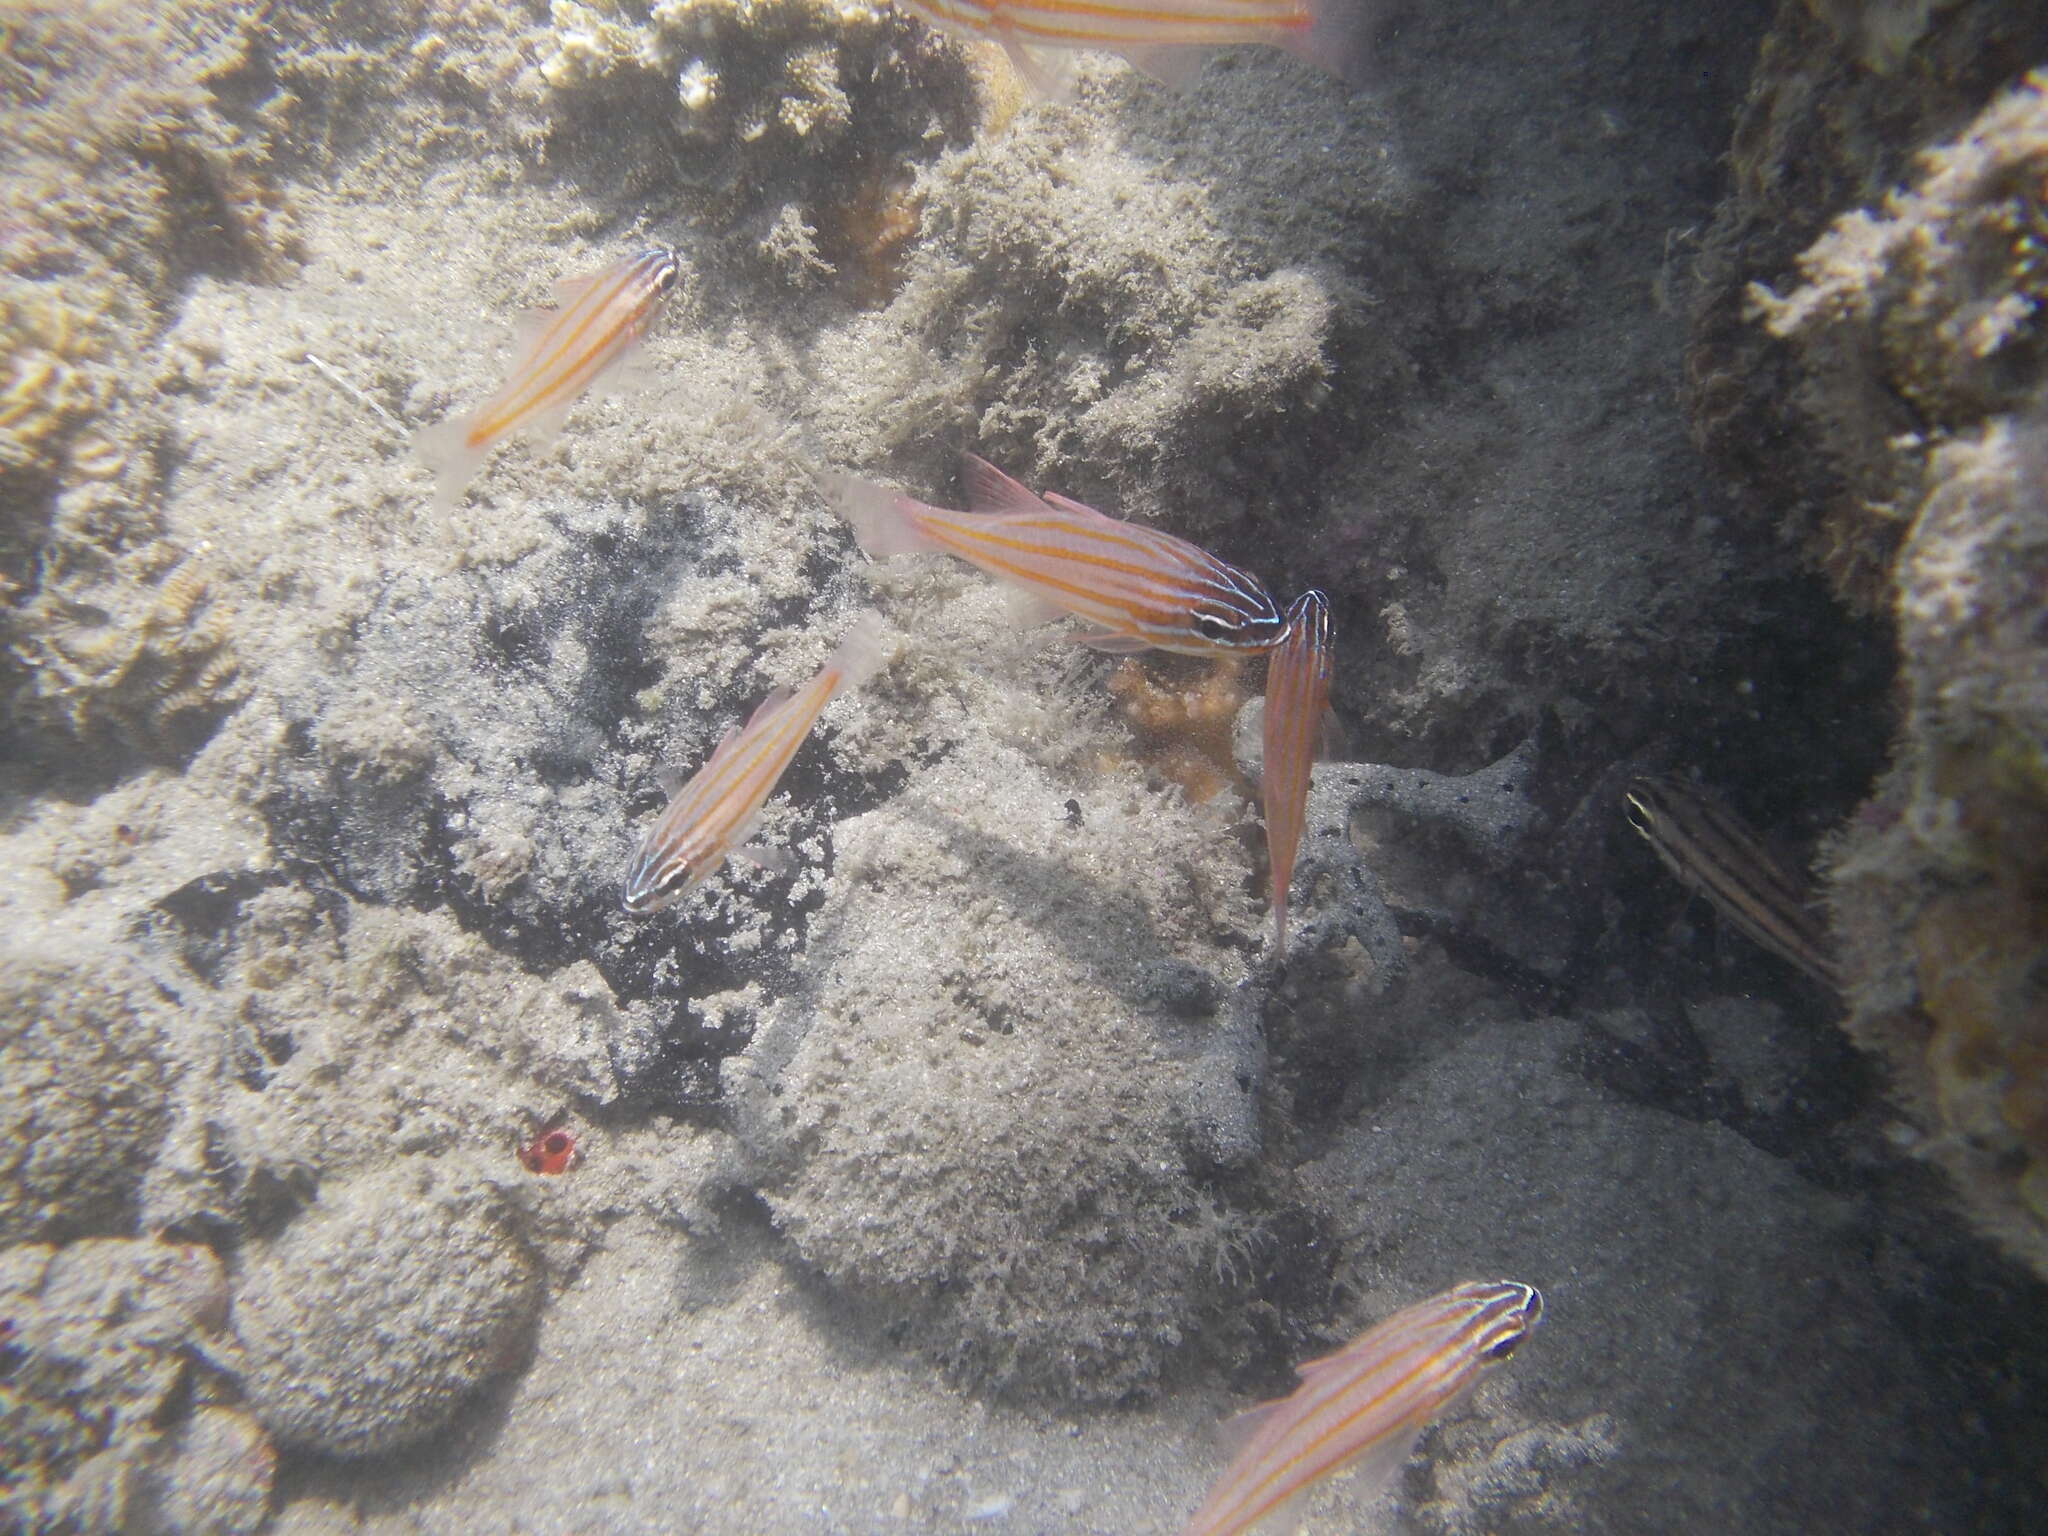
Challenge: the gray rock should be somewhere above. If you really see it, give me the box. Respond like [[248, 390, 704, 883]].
[[230, 1170, 539, 1458]]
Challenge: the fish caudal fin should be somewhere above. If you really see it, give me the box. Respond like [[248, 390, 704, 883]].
[[412, 415, 489, 511], [825, 612, 893, 693], [1286, 0, 1381, 87], [816, 470, 947, 560]]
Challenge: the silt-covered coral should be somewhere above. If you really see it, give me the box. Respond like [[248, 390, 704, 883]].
[[1740, 68, 2048, 1277]]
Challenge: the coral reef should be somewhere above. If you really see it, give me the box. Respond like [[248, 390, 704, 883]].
[[1683, 0, 2048, 582], [1825, 414, 2048, 1274], [1724, 67, 2048, 1277], [526, 0, 978, 287], [0, 947, 173, 1246], [229, 1169, 540, 1458]]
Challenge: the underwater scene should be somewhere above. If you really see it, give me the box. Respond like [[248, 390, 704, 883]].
[[5, 0, 2048, 1531]]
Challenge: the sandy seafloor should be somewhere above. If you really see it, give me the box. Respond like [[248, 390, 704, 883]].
[[5, 1, 2048, 1533]]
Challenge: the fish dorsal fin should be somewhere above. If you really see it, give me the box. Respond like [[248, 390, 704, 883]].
[[511, 306, 562, 361], [743, 688, 791, 732], [552, 270, 602, 308], [961, 454, 1048, 517], [698, 722, 746, 774], [1040, 489, 1118, 522], [1292, 1339, 1362, 1381]]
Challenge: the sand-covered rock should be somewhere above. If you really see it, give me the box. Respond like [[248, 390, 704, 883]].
[[230, 1170, 540, 1458], [725, 740, 1282, 1401], [0, 1238, 273, 1534], [0, 948, 174, 1245]]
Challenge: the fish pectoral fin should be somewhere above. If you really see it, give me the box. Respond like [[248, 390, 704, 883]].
[[1316, 708, 1348, 762], [731, 843, 796, 877], [992, 29, 1078, 102], [1002, 587, 1069, 630], [1070, 631, 1152, 654], [412, 415, 488, 511]]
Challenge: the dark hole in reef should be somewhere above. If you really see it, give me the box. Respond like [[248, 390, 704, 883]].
[[147, 869, 290, 985]]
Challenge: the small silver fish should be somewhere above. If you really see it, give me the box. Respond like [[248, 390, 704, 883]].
[[1623, 774, 1842, 993], [623, 617, 890, 914]]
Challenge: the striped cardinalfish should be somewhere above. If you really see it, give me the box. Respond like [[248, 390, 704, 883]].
[[622, 616, 890, 914], [1623, 774, 1843, 994], [1182, 1279, 1544, 1536], [414, 247, 681, 509], [1261, 589, 1331, 949], [898, 0, 1376, 96], [818, 456, 1286, 656]]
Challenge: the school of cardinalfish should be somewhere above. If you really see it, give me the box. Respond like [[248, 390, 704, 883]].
[[414, 7, 1541, 1527]]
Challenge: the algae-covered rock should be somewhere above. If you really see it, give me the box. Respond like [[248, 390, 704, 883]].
[[1826, 415, 2048, 1275], [0, 1238, 269, 1535], [726, 741, 1294, 1402], [1719, 66, 2048, 1277], [0, 947, 173, 1244], [230, 1169, 540, 1458]]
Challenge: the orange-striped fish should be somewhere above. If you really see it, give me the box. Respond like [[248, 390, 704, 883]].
[[623, 616, 890, 914], [1261, 589, 1331, 949], [899, 0, 1375, 94], [819, 456, 1286, 656], [1623, 774, 1843, 993], [415, 247, 681, 508], [1181, 1279, 1543, 1536]]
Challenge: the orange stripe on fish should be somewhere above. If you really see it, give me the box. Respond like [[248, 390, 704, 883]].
[[623, 616, 891, 914], [1181, 1279, 1543, 1536], [415, 247, 681, 509], [819, 456, 1285, 656], [1261, 589, 1331, 949], [899, 0, 1373, 90]]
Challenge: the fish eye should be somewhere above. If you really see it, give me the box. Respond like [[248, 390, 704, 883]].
[[1193, 614, 1236, 642]]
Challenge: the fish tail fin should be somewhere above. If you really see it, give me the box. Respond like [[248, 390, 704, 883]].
[[815, 469, 946, 560], [412, 415, 488, 511], [1289, 0, 1381, 87], [826, 612, 893, 693], [1272, 890, 1290, 951]]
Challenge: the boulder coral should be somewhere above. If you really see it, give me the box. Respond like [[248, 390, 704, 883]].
[[229, 1170, 541, 1458], [0, 948, 173, 1246]]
